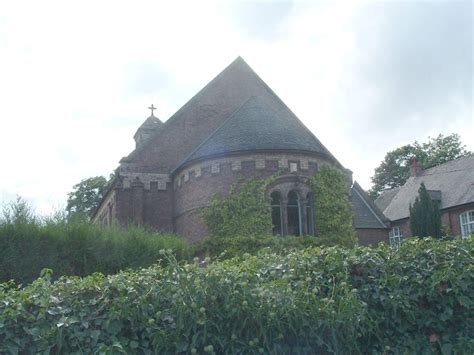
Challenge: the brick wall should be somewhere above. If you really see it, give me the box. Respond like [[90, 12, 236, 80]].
[[389, 202, 474, 238], [173, 152, 336, 242], [114, 181, 174, 232], [356, 228, 389, 246], [442, 204, 474, 236]]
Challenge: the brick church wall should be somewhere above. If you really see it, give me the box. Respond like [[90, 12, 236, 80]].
[[112, 174, 174, 232], [173, 152, 332, 242]]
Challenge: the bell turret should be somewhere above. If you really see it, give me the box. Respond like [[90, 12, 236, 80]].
[[133, 104, 163, 148]]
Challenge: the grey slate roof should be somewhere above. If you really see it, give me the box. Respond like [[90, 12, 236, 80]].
[[375, 187, 400, 212], [351, 181, 390, 229], [379, 154, 474, 221], [181, 94, 334, 166]]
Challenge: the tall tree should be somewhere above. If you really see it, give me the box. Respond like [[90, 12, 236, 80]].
[[66, 175, 113, 219], [409, 183, 442, 238], [309, 165, 356, 247], [370, 134, 470, 198]]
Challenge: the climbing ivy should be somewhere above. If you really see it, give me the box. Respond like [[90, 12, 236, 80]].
[[201, 176, 274, 238], [309, 165, 357, 247]]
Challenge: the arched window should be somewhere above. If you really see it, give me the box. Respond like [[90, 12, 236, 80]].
[[271, 191, 283, 236], [460, 210, 474, 238], [287, 191, 301, 236], [306, 192, 315, 236]]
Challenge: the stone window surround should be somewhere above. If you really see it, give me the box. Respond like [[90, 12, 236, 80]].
[[267, 179, 314, 236]]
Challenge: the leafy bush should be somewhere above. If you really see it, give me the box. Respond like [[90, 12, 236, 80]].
[[193, 234, 350, 259], [0, 218, 189, 285], [1, 238, 472, 353]]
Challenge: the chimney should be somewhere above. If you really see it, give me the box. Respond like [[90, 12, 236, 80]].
[[410, 157, 421, 177]]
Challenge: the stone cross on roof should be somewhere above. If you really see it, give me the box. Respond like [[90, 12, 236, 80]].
[[148, 104, 156, 116]]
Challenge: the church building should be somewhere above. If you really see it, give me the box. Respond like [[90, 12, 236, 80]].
[[92, 57, 389, 244]]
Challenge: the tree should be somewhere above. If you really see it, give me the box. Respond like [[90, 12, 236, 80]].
[[1, 196, 36, 224], [409, 183, 442, 238], [66, 176, 112, 219], [309, 165, 357, 247], [370, 134, 470, 199]]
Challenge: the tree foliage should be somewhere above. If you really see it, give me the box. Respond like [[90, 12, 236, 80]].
[[309, 165, 356, 247], [409, 183, 442, 239], [201, 177, 274, 238], [1, 196, 36, 225], [66, 176, 112, 219], [370, 134, 470, 198]]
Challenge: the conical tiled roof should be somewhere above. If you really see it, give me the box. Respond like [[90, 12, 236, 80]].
[[122, 57, 341, 173], [182, 94, 334, 166]]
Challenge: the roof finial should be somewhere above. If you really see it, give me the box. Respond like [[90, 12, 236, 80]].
[[148, 104, 156, 117]]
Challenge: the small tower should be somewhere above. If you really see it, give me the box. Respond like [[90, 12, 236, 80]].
[[134, 104, 163, 148]]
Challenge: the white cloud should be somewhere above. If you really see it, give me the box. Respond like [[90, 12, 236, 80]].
[[0, 0, 471, 212]]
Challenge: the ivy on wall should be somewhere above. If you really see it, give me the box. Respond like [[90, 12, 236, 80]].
[[308, 165, 357, 248], [202, 164, 356, 250], [201, 176, 275, 238]]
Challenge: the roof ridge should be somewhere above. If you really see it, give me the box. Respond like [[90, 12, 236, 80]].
[[421, 153, 474, 173], [125, 57, 249, 161], [421, 167, 473, 176], [236, 61, 344, 169], [160, 57, 248, 129]]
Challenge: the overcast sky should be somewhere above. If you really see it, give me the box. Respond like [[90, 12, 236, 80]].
[[0, 0, 472, 214]]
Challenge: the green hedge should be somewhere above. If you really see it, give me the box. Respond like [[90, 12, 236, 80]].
[[0, 220, 189, 284], [192, 234, 350, 259], [1, 238, 472, 353]]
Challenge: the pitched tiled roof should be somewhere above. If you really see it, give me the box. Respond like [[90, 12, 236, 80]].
[[375, 187, 400, 212], [180, 94, 334, 166], [379, 155, 474, 221], [351, 181, 390, 229]]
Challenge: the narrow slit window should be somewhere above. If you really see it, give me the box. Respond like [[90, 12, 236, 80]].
[[271, 191, 283, 236], [306, 192, 315, 236], [287, 191, 301, 236]]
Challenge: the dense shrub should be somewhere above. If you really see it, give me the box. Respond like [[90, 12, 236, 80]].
[[0, 220, 189, 284], [193, 234, 352, 259], [1, 238, 472, 353]]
